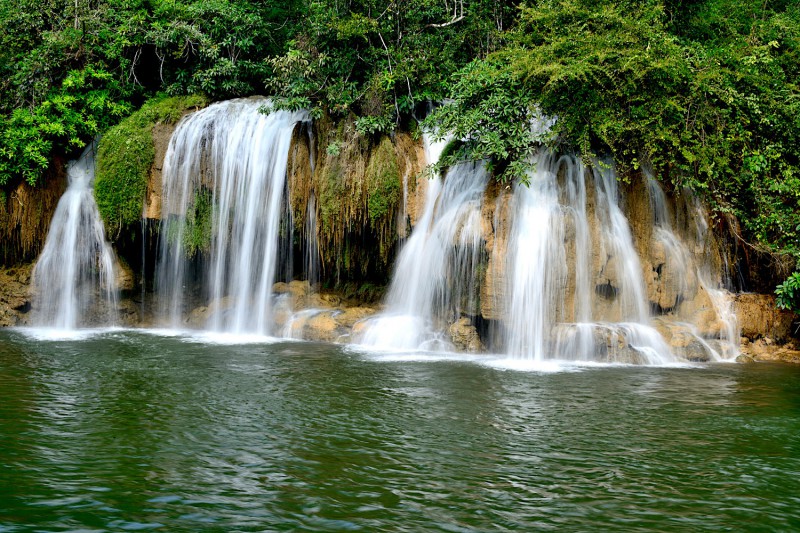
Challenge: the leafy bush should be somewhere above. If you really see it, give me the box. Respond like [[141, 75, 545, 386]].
[[0, 67, 131, 186], [776, 272, 800, 314]]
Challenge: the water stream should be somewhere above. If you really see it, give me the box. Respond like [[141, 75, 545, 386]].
[[31, 142, 118, 329]]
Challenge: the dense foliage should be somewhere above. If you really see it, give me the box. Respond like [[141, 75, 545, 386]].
[[0, 0, 304, 186], [1, 0, 798, 297]]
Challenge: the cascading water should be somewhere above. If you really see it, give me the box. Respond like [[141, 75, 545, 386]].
[[31, 142, 118, 329], [356, 134, 490, 350], [156, 98, 309, 334], [679, 187, 740, 360], [304, 193, 320, 287], [146, 96, 737, 362], [504, 150, 571, 360], [502, 151, 673, 363]]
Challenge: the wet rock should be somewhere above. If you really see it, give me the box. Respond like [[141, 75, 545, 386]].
[[335, 307, 377, 328], [588, 327, 648, 365], [0, 264, 33, 326], [187, 296, 236, 327], [448, 317, 484, 353], [272, 280, 342, 312], [740, 338, 800, 364], [115, 260, 136, 292], [652, 318, 713, 361], [678, 286, 724, 338], [116, 299, 140, 326], [736, 354, 755, 364], [282, 310, 346, 343], [304, 312, 347, 343]]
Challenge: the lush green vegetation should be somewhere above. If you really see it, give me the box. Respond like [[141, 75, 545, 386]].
[[776, 272, 800, 315], [1, 0, 798, 298], [425, 0, 800, 299], [0, 0, 304, 187]]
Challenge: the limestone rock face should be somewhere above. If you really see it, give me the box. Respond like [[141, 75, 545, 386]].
[[678, 286, 725, 339], [114, 260, 136, 292], [143, 122, 177, 220], [448, 318, 485, 353], [734, 293, 794, 341], [0, 264, 33, 326], [480, 182, 511, 321]]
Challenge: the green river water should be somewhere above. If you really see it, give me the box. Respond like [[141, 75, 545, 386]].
[[1, 328, 799, 532]]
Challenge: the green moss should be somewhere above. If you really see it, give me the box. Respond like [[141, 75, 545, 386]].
[[365, 137, 400, 224], [94, 94, 208, 235], [162, 187, 214, 258], [183, 187, 214, 256], [318, 159, 346, 232]]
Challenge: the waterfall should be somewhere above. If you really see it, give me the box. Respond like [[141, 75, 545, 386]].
[[156, 98, 309, 334], [502, 151, 674, 363], [356, 134, 490, 350], [304, 193, 320, 287], [31, 142, 118, 329], [504, 150, 571, 360]]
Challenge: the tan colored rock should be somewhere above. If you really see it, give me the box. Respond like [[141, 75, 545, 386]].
[[480, 186, 511, 320], [448, 318, 485, 353], [143, 122, 177, 220], [335, 307, 377, 328], [0, 264, 33, 326], [652, 319, 714, 362], [304, 312, 346, 343], [115, 260, 136, 292], [734, 293, 794, 341], [588, 326, 648, 364], [272, 281, 343, 313], [740, 338, 800, 363], [186, 296, 235, 327]]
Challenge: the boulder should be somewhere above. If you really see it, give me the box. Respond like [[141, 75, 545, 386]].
[[448, 317, 485, 353], [186, 296, 235, 327], [335, 307, 377, 328]]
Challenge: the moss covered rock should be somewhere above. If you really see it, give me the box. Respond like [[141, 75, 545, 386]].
[[94, 95, 207, 237]]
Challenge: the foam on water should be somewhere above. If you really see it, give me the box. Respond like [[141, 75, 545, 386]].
[[13, 327, 123, 342]]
